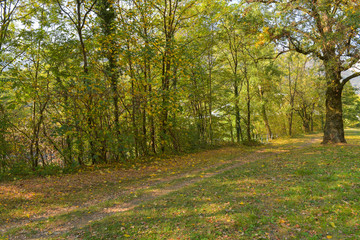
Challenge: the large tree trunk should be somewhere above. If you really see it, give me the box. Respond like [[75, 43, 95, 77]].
[[322, 64, 346, 143]]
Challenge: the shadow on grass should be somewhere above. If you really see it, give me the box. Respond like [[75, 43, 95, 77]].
[[345, 128, 360, 136], [70, 135, 360, 240]]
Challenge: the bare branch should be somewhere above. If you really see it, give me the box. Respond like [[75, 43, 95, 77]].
[[341, 71, 360, 87], [56, 0, 77, 27], [81, 0, 98, 30]]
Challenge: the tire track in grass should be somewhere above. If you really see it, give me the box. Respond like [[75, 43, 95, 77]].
[[2, 135, 322, 239]]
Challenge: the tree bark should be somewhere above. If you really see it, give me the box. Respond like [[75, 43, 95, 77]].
[[322, 81, 346, 143], [234, 75, 243, 143], [235, 94, 242, 143], [303, 120, 310, 133], [245, 70, 251, 141], [322, 63, 346, 144]]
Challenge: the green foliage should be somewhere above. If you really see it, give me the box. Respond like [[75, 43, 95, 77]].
[[0, 0, 358, 173], [343, 84, 360, 127], [0, 162, 32, 180], [0, 161, 80, 181]]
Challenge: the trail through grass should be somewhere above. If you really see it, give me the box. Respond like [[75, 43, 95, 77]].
[[1, 130, 360, 239]]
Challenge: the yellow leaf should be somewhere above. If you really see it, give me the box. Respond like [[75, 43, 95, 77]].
[[124, 234, 130, 237], [330, 222, 336, 228], [327, 236, 333, 239]]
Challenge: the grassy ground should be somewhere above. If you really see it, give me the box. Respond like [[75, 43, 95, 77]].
[[1, 130, 360, 239]]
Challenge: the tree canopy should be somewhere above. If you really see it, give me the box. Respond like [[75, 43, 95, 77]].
[[0, 0, 359, 174]]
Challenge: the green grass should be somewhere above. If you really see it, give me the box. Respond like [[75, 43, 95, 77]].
[[1, 130, 360, 239], [67, 132, 360, 239]]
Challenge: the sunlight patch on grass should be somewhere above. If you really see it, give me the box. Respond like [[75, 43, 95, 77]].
[[2, 130, 360, 239], [64, 131, 360, 239]]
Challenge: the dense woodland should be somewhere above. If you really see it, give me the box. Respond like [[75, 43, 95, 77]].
[[0, 0, 360, 173]]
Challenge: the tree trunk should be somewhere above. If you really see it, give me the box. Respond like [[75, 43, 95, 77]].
[[258, 86, 272, 138], [229, 118, 234, 143], [235, 102, 242, 143], [160, 53, 170, 152], [128, 50, 139, 157], [234, 80, 242, 143], [78, 21, 97, 164], [160, 33, 172, 152], [322, 81, 346, 143], [303, 120, 310, 133], [288, 112, 293, 136], [208, 76, 213, 145], [149, 85, 156, 154], [141, 90, 148, 155], [96, 0, 124, 160], [245, 72, 251, 141], [207, 52, 214, 145], [170, 66, 180, 152], [322, 60, 346, 143], [261, 103, 272, 138]]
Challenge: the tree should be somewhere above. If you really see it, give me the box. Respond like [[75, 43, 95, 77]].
[[57, 0, 101, 163], [95, 0, 124, 160], [0, 0, 27, 73], [258, 0, 360, 143], [342, 83, 360, 128], [153, 0, 197, 152], [220, 8, 245, 143], [3, 0, 357, 174], [256, 59, 281, 139]]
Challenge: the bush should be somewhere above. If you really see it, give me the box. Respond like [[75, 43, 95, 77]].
[[242, 139, 263, 146]]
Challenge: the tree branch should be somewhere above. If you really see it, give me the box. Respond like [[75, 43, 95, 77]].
[[341, 71, 360, 87]]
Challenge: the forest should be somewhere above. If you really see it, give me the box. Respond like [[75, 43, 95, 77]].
[[1, 0, 360, 174]]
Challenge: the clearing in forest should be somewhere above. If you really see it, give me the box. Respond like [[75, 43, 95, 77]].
[[1, 130, 360, 239]]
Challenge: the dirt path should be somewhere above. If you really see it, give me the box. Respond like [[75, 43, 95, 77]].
[[1, 134, 322, 239]]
